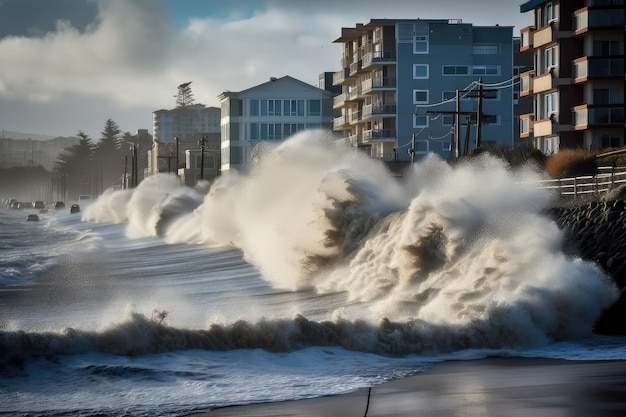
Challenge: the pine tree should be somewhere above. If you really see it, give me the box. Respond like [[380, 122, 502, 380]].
[[176, 81, 195, 108]]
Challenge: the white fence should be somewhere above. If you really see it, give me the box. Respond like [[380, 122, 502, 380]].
[[537, 166, 626, 197]]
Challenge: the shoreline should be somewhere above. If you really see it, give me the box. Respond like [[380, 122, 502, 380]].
[[188, 357, 626, 417]]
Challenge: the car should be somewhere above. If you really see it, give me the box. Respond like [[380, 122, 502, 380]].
[[32, 201, 45, 209], [27, 214, 39, 222], [70, 204, 80, 213], [54, 201, 65, 210], [77, 195, 91, 202]]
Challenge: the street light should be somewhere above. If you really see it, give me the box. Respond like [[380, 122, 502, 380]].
[[175, 137, 180, 178]]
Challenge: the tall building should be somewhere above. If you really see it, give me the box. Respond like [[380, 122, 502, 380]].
[[217, 76, 336, 173], [331, 19, 514, 162], [519, 0, 625, 154], [152, 104, 221, 143]]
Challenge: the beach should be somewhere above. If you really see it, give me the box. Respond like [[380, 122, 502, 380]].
[[196, 357, 626, 417]]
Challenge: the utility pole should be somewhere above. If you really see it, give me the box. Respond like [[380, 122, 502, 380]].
[[476, 77, 483, 148], [409, 134, 415, 164], [175, 137, 179, 178], [199, 136, 206, 180], [419, 80, 497, 160]]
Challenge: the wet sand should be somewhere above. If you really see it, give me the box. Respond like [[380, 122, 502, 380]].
[[190, 357, 626, 417]]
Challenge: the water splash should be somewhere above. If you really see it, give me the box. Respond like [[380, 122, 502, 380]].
[[79, 130, 619, 350]]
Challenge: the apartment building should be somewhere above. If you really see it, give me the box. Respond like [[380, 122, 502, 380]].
[[331, 19, 514, 162], [519, 0, 625, 154], [152, 104, 221, 144], [217, 76, 335, 173]]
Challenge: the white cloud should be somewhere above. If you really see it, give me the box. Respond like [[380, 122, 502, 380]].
[[0, 0, 530, 137]]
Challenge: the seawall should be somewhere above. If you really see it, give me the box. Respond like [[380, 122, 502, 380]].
[[548, 200, 626, 335]]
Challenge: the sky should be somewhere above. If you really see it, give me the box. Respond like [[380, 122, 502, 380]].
[[0, 0, 531, 140]]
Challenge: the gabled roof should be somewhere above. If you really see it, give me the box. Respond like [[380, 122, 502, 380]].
[[218, 75, 335, 99]]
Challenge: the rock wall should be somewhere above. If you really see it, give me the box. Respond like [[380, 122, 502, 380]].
[[548, 200, 626, 335]]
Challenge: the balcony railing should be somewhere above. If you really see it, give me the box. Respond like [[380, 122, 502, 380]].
[[332, 68, 350, 86], [520, 71, 534, 96], [361, 77, 397, 94], [520, 26, 534, 51], [573, 104, 625, 128], [533, 23, 556, 48], [574, 8, 626, 33], [361, 50, 397, 68], [333, 116, 350, 130], [362, 103, 397, 119], [349, 60, 361, 76], [520, 114, 533, 138], [574, 57, 625, 80], [362, 129, 396, 142]]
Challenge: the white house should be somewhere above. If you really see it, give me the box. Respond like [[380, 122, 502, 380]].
[[217, 76, 336, 173]]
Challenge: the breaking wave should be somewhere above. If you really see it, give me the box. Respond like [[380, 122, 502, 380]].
[[72, 130, 618, 357]]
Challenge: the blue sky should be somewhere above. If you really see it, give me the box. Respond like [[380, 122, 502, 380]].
[[0, 0, 530, 139]]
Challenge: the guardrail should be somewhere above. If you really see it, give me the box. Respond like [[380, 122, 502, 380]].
[[536, 166, 626, 197]]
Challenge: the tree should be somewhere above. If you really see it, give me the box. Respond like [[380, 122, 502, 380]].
[[54, 131, 94, 176], [176, 81, 195, 108], [93, 119, 124, 190]]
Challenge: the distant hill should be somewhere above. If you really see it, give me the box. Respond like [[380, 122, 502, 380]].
[[2, 130, 56, 141]]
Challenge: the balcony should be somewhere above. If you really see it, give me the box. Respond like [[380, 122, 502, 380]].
[[333, 116, 350, 130], [348, 133, 362, 147], [361, 50, 397, 69], [574, 57, 625, 81], [520, 26, 534, 51], [361, 77, 397, 95], [533, 118, 555, 137], [361, 103, 397, 121], [361, 129, 396, 143], [574, 7, 626, 34], [332, 68, 351, 86], [533, 72, 553, 94], [333, 93, 346, 109], [520, 114, 533, 138], [348, 110, 362, 125], [520, 70, 534, 96], [573, 104, 625, 129], [533, 23, 556, 48], [349, 60, 362, 76]]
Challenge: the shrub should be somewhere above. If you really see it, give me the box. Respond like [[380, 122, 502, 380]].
[[603, 184, 626, 202], [544, 148, 597, 178]]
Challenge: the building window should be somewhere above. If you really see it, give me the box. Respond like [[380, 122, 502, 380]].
[[541, 2, 558, 27], [540, 46, 558, 75], [593, 88, 621, 105], [415, 140, 429, 154], [442, 65, 469, 75], [413, 90, 429, 104], [307, 100, 321, 116], [413, 35, 429, 54], [284, 99, 304, 116], [473, 44, 500, 55], [540, 92, 558, 120], [250, 99, 259, 116], [413, 64, 429, 79], [414, 115, 429, 128], [593, 40, 620, 56], [284, 123, 306, 138], [472, 65, 500, 76]]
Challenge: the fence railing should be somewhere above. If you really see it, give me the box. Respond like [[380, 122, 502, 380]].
[[536, 166, 626, 197]]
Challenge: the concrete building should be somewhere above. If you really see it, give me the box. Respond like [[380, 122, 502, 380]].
[[152, 104, 221, 143], [514, 37, 535, 147], [519, 0, 625, 154], [217, 76, 336, 173], [331, 19, 514, 162]]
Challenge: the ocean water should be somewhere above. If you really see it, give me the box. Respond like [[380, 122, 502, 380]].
[[1, 131, 625, 416]]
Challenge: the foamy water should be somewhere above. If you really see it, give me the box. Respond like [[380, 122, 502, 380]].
[[1, 130, 623, 415]]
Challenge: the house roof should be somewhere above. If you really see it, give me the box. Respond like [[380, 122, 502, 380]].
[[520, 0, 550, 13], [218, 75, 334, 99]]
